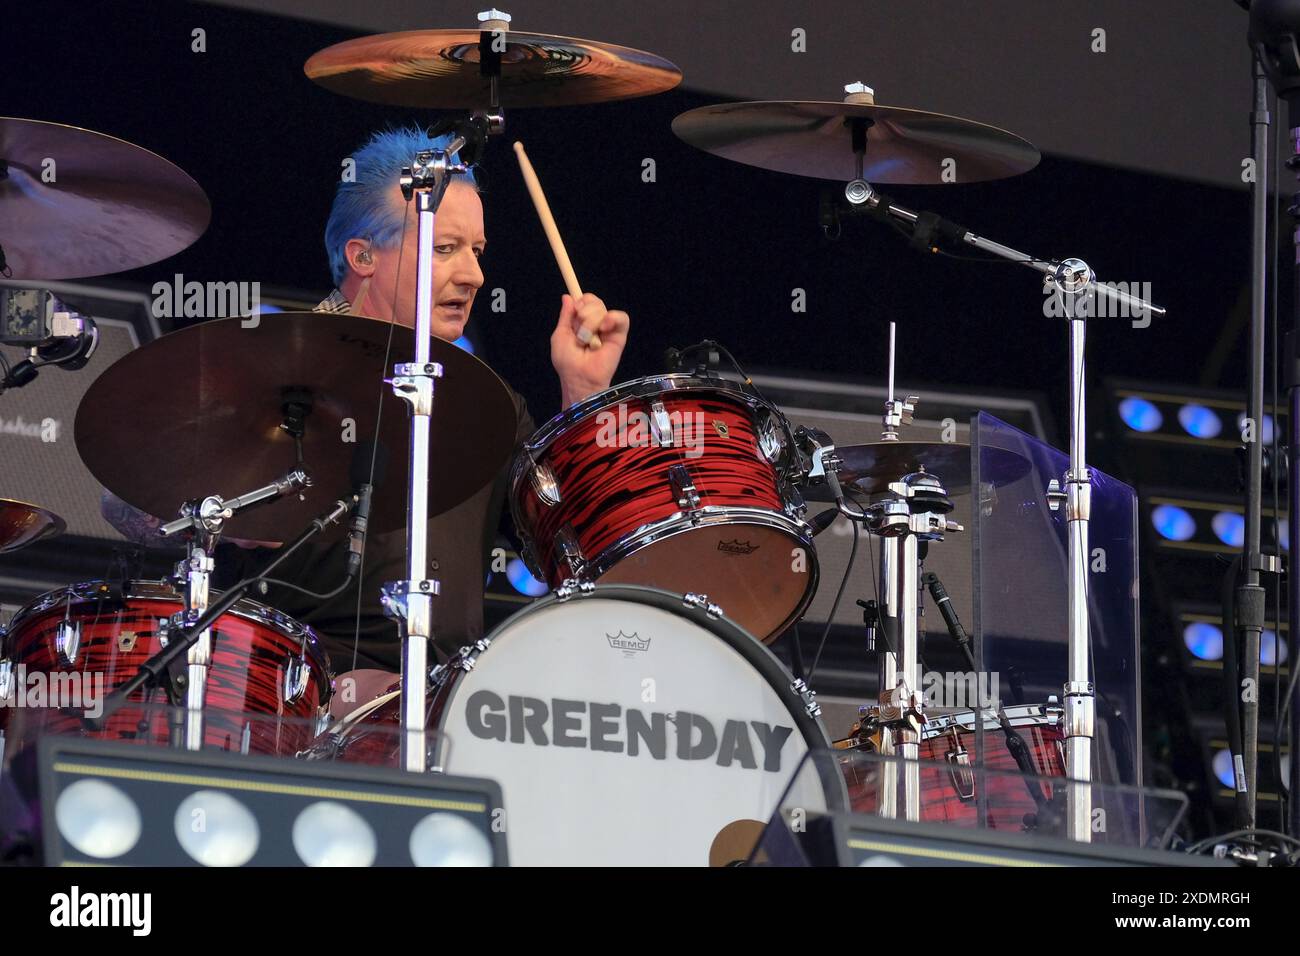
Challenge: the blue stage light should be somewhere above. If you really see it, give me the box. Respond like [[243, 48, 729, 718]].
[[1177, 404, 1222, 439], [1261, 630, 1289, 666], [1213, 749, 1236, 789], [1211, 512, 1245, 548], [453, 335, 475, 354], [1119, 397, 1162, 433], [1151, 505, 1196, 542], [506, 557, 549, 597], [1183, 622, 1223, 662]]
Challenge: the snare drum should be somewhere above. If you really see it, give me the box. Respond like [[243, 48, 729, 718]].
[[510, 374, 817, 643], [0, 580, 332, 755], [842, 703, 1066, 829], [311, 584, 844, 865]]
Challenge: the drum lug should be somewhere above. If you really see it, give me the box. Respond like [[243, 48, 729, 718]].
[[668, 464, 702, 515], [784, 484, 808, 520], [757, 412, 783, 463], [0, 658, 12, 701], [554, 525, 586, 578], [283, 653, 310, 705], [682, 592, 723, 620], [529, 461, 562, 507], [555, 579, 596, 602], [55, 618, 81, 667], [789, 677, 822, 719], [648, 400, 675, 447], [441, 638, 489, 676]]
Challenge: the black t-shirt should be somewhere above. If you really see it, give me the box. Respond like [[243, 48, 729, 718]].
[[216, 389, 535, 673]]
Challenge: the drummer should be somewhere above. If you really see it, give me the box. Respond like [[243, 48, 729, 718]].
[[104, 125, 630, 706]]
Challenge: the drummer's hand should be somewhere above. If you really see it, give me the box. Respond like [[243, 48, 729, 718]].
[[551, 293, 629, 407]]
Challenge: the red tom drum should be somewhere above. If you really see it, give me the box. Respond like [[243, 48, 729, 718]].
[[0, 580, 332, 755], [510, 374, 818, 643], [841, 703, 1066, 829]]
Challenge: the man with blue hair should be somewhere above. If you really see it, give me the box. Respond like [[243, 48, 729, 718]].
[[105, 125, 630, 692], [302, 125, 629, 685]]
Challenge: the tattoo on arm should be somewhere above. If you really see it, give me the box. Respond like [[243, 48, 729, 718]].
[[100, 490, 167, 548]]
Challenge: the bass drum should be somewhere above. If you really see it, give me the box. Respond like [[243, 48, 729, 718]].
[[318, 585, 845, 866]]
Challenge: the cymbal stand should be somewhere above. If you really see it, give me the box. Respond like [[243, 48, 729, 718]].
[[384, 140, 471, 774], [157, 468, 310, 749], [837, 180, 1164, 841]]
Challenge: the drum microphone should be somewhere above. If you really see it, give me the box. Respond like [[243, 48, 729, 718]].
[[809, 507, 840, 536], [346, 440, 388, 576], [923, 571, 972, 665]]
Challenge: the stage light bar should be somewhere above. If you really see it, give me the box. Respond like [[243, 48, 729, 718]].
[[37, 737, 507, 867], [1144, 496, 1286, 554], [1110, 386, 1285, 450], [1174, 611, 1290, 672], [1198, 728, 1290, 808]]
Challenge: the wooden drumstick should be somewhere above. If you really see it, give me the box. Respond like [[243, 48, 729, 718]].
[[512, 140, 602, 349]]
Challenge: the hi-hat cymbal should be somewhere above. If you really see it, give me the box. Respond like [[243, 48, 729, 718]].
[[0, 499, 65, 553], [0, 118, 210, 280], [74, 313, 518, 543], [802, 441, 1031, 500], [305, 28, 681, 108], [672, 98, 1040, 184]]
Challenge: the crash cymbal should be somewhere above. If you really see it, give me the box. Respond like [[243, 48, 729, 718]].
[[74, 312, 518, 542], [304, 26, 681, 108], [0, 118, 210, 280], [0, 498, 65, 553], [672, 90, 1039, 184], [803, 441, 1031, 500]]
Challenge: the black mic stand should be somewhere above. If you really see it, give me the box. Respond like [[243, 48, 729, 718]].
[[1248, 0, 1300, 835]]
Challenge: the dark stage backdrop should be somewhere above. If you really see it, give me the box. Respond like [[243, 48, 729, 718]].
[[0, 0, 1266, 468]]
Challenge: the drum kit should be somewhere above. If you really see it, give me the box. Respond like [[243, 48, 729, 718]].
[[0, 10, 1165, 865]]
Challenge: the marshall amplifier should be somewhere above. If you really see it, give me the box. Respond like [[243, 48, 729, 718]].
[[0, 280, 168, 604]]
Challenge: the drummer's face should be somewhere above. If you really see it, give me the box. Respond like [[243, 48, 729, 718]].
[[374, 181, 485, 340]]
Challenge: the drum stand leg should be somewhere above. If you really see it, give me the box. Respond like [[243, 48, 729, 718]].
[[876, 533, 922, 821], [869, 477, 960, 823], [181, 540, 214, 751]]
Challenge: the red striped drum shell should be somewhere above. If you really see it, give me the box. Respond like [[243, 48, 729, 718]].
[[0, 580, 332, 755], [510, 374, 818, 643]]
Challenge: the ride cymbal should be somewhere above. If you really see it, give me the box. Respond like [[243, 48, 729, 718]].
[[74, 312, 518, 542], [672, 89, 1039, 184]]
